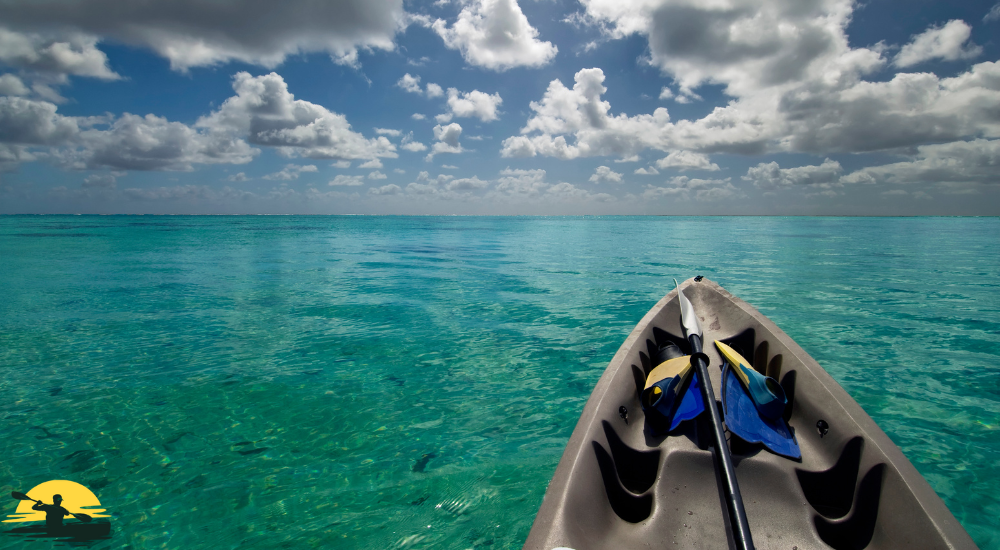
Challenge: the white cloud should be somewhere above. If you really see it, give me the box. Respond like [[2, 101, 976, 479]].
[[0, 96, 79, 145], [445, 88, 503, 122], [614, 155, 639, 163], [546, 181, 615, 202], [263, 163, 317, 180], [655, 151, 720, 172], [426, 83, 444, 98], [441, 164, 458, 169], [397, 73, 423, 94], [0, 0, 405, 71], [359, 158, 383, 169], [987, 3, 1000, 22], [589, 165, 623, 184], [445, 176, 489, 190], [503, 59, 1000, 161], [82, 172, 116, 188], [228, 172, 249, 182], [0, 74, 30, 96], [369, 183, 402, 195], [375, 128, 402, 137], [429, 0, 558, 71], [331, 160, 351, 168], [412, 113, 426, 120], [368, 170, 387, 179], [402, 141, 428, 152], [894, 20, 982, 67], [435, 113, 453, 123], [197, 72, 396, 160], [642, 176, 739, 201], [394, 168, 405, 174], [840, 139, 1000, 187], [328, 174, 365, 186], [634, 166, 659, 175], [742, 158, 843, 189], [658, 87, 673, 100], [426, 122, 464, 160], [0, 29, 119, 79], [493, 167, 548, 197], [401, 131, 427, 152]]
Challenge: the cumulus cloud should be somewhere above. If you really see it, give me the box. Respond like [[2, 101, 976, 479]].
[[503, 58, 1000, 161], [894, 20, 981, 68], [656, 151, 719, 171], [500, 68, 671, 159], [368, 183, 402, 195], [0, 74, 30, 96], [82, 172, 117, 188], [634, 166, 659, 175], [412, 113, 426, 120], [331, 160, 351, 168], [0, 0, 405, 71], [426, 122, 464, 160], [263, 163, 317, 180], [840, 139, 1000, 188], [375, 128, 402, 136], [228, 171, 249, 182], [400, 131, 427, 152], [642, 176, 740, 201], [445, 88, 503, 122], [742, 158, 843, 190], [426, 83, 444, 98], [589, 165, 623, 184], [487, 167, 614, 203], [359, 158, 383, 169], [493, 167, 548, 197], [328, 174, 365, 186], [445, 176, 489, 190], [428, 0, 558, 71], [368, 170, 387, 179], [577, 0, 881, 98], [197, 72, 396, 160], [0, 29, 119, 80]]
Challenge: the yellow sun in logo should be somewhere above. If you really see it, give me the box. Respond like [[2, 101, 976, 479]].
[[4, 480, 108, 523]]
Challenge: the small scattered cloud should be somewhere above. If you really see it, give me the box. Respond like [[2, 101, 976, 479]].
[[445, 88, 503, 122], [263, 163, 318, 180], [412, 113, 426, 120], [743, 159, 843, 190], [359, 158, 383, 169], [375, 128, 402, 137], [426, 122, 464, 160], [368, 170, 387, 179], [331, 160, 351, 169], [656, 151, 720, 172], [368, 183, 402, 195], [634, 166, 659, 175], [894, 20, 982, 67], [986, 3, 1000, 22], [589, 165, 623, 184], [328, 174, 365, 186], [441, 164, 458, 169], [228, 172, 249, 182], [426, 83, 444, 98]]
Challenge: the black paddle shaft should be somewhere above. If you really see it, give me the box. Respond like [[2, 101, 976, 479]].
[[689, 333, 756, 550]]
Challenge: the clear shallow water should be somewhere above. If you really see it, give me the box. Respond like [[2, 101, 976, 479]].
[[0, 215, 997, 549]]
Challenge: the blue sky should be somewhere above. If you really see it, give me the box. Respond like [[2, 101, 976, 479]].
[[1, 0, 999, 215]]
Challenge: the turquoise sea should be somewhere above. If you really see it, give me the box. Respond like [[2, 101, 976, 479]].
[[1, 216, 998, 549]]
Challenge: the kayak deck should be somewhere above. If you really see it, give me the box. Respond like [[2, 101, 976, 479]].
[[524, 278, 975, 550]]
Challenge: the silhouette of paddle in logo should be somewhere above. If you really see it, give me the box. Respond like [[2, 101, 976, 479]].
[[3, 480, 112, 543]]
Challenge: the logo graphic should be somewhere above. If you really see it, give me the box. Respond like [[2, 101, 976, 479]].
[[4, 480, 112, 543]]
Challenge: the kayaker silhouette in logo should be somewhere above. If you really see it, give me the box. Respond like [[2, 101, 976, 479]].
[[32, 494, 71, 533], [3, 480, 112, 542]]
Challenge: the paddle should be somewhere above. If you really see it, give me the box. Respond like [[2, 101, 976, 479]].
[[10, 492, 92, 523], [675, 278, 755, 550]]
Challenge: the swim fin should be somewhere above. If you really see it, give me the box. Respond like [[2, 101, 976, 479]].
[[722, 363, 801, 459], [715, 340, 787, 420]]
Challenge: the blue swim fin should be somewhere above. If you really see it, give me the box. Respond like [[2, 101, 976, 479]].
[[641, 355, 706, 432], [722, 364, 801, 459], [669, 370, 705, 431], [715, 340, 787, 420]]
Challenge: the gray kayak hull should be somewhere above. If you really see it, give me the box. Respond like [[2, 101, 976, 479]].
[[524, 277, 976, 550]]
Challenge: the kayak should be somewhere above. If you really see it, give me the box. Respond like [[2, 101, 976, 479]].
[[523, 277, 976, 550], [3, 521, 112, 541]]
